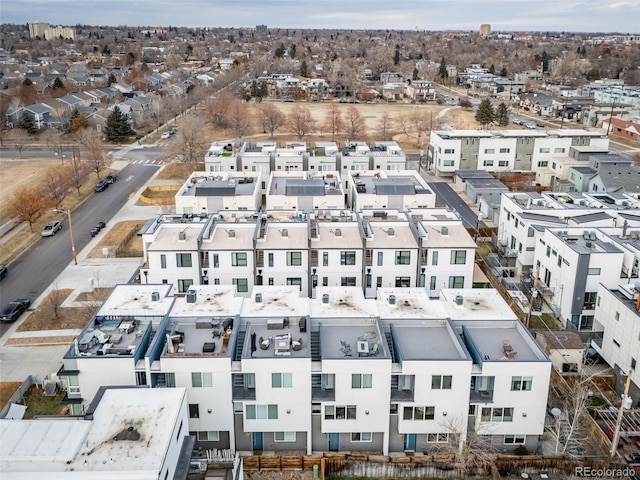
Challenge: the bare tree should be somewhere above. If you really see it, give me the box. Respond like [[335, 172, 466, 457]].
[[65, 150, 89, 195], [343, 105, 366, 140], [43, 128, 65, 161], [397, 110, 433, 148], [203, 91, 235, 129], [227, 99, 253, 139], [43, 166, 69, 209], [376, 111, 396, 141], [9, 185, 48, 232], [286, 105, 316, 139], [47, 284, 66, 321], [83, 135, 108, 179], [323, 103, 344, 141], [166, 115, 208, 165], [7, 130, 29, 158], [258, 103, 286, 138]]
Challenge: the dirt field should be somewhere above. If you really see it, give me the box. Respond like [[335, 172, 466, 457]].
[[86, 220, 146, 258], [0, 382, 23, 409]]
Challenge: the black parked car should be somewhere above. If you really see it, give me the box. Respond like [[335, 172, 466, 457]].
[[90, 226, 101, 237], [0, 265, 7, 280], [95, 180, 109, 192], [105, 173, 119, 184], [0, 298, 31, 322]]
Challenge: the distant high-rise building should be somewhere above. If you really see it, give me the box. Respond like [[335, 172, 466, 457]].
[[256, 24, 268, 32], [28, 21, 75, 40], [480, 24, 491, 36]]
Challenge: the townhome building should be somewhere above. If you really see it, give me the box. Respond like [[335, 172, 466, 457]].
[[266, 171, 344, 212], [308, 142, 339, 172], [205, 141, 240, 173], [174, 171, 262, 215], [274, 142, 306, 172], [347, 170, 435, 212], [58, 285, 550, 456], [238, 142, 276, 183], [428, 129, 609, 178], [370, 141, 407, 171]]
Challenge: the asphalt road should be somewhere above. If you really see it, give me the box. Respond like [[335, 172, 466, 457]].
[[0, 160, 160, 337], [426, 181, 486, 230]]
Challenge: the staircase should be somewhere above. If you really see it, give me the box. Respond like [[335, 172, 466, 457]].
[[311, 374, 322, 389], [310, 331, 321, 361], [234, 330, 246, 361], [385, 331, 396, 362], [310, 250, 318, 267], [256, 251, 264, 267], [232, 373, 244, 390], [390, 374, 399, 390]]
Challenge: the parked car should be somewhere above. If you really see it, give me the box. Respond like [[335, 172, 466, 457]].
[[525, 123, 537, 129], [161, 131, 172, 139], [90, 226, 101, 237], [512, 118, 522, 125], [0, 298, 31, 322], [97, 221, 106, 229], [42, 221, 62, 237], [95, 180, 109, 192], [0, 265, 7, 280], [105, 173, 118, 184]]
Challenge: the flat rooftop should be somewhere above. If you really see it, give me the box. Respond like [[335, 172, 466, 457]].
[[376, 288, 448, 319], [270, 176, 342, 196], [170, 286, 243, 318], [1, 388, 185, 475], [313, 222, 363, 249], [206, 222, 256, 251], [97, 284, 174, 318], [440, 289, 518, 321], [311, 288, 377, 318], [367, 223, 419, 249], [390, 321, 470, 361], [244, 321, 310, 359], [458, 321, 547, 363], [241, 286, 309, 318], [180, 177, 256, 197], [259, 222, 308, 250], [147, 223, 201, 252], [319, 321, 388, 360], [422, 224, 476, 249], [352, 173, 431, 197]]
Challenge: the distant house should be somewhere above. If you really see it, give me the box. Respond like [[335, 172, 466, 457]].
[[13, 103, 52, 129], [601, 117, 640, 143], [406, 80, 435, 101], [519, 93, 556, 117]]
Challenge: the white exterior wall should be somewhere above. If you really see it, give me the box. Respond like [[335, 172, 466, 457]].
[[160, 356, 235, 441], [205, 154, 237, 172], [477, 137, 517, 171], [593, 285, 640, 388], [432, 137, 462, 174], [274, 152, 304, 172], [209, 250, 255, 296], [532, 137, 572, 168], [314, 248, 363, 288], [426, 246, 476, 292], [147, 250, 199, 292], [365, 245, 419, 297], [259, 249, 309, 293], [308, 155, 338, 172], [76, 357, 136, 409]]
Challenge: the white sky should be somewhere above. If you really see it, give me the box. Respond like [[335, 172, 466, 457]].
[[3, 0, 638, 33]]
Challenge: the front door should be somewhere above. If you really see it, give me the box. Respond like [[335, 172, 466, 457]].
[[403, 433, 416, 452], [328, 432, 339, 451], [252, 432, 263, 450]]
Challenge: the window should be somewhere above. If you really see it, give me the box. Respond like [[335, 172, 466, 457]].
[[376, 276, 382, 287], [246, 404, 278, 419], [538, 161, 548, 167], [176, 420, 183, 442], [274, 432, 296, 442], [432, 251, 438, 265], [191, 372, 213, 388], [444, 148, 455, 154], [583, 292, 597, 310], [68, 375, 80, 394], [377, 251, 384, 266], [160, 254, 167, 269], [431, 375, 453, 390], [352, 374, 373, 389], [528, 227, 534, 237], [395, 251, 411, 265], [312, 403, 321, 414], [443, 159, 455, 167], [189, 404, 200, 418], [450, 250, 466, 264], [500, 148, 510, 153], [430, 276, 436, 290], [232, 278, 248, 293], [483, 160, 494, 167], [390, 404, 398, 415], [498, 160, 509, 167], [272, 373, 292, 388], [231, 252, 247, 267], [481, 407, 513, 422], [427, 433, 450, 443], [615, 311, 620, 321], [341, 277, 357, 286], [286, 278, 302, 290], [539, 147, 550, 153], [588, 268, 601, 275], [212, 254, 219, 268], [176, 253, 192, 267], [511, 376, 533, 391], [448, 276, 464, 288], [554, 147, 565, 154], [286, 252, 302, 266], [323, 276, 328, 287], [504, 435, 526, 445], [197, 431, 220, 441], [340, 251, 356, 265], [484, 148, 495, 154], [323, 252, 329, 266], [580, 315, 594, 330], [324, 405, 357, 420], [268, 253, 274, 267], [395, 277, 411, 287], [403, 406, 435, 420], [351, 432, 372, 442], [177, 279, 193, 293]]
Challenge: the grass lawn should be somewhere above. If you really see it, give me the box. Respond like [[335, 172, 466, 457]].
[[22, 386, 67, 418], [529, 313, 564, 330]]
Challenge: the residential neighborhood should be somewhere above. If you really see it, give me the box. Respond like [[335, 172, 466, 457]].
[[1, 15, 640, 480]]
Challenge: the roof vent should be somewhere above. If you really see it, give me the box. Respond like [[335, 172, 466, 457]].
[[255, 293, 262, 303], [281, 229, 289, 237], [186, 290, 197, 303], [388, 294, 396, 305], [227, 229, 236, 238], [178, 231, 186, 241], [441, 226, 449, 236], [455, 294, 464, 306], [322, 293, 330, 304], [151, 291, 160, 302], [335, 228, 342, 237], [387, 227, 395, 237]]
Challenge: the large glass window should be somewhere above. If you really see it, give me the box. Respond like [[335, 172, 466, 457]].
[[340, 251, 356, 265], [511, 376, 533, 391], [448, 276, 464, 288], [395, 277, 410, 287], [351, 432, 372, 442], [160, 254, 166, 269], [232, 278, 248, 293], [351, 374, 372, 389], [197, 431, 220, 441], [268, 253, 274, 267], [232, 252, 247, 267], [274, 432, 296, 442], [191, 372, 213, 388], [177, 279, 193, 293], [246, 404, 278, 419], [324, 405, 357, 420], [377, 251, 384, 266], [403, 406, 435, 420], [395, 251, 411, 265], [176, 253, 192, 267], [341, 277, 357, 286], [286, 251, 302, 266], [272, 373, 293, 388], [431, 375, 453, 390], [450, 250, 466, 264]]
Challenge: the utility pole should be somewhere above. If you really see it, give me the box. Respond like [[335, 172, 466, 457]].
[[610, 369, 633, 459], [67, 208, 77, 266]]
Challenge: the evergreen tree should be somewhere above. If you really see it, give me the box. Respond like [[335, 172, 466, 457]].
[[394, 45, 400, 66], [475, 99, 495, 128], [18, 113, 37, 134], [300, 60, 308, 77], [499, 66, 508, 77], [107, 73, 117, 86], [413, 67, 419, 81], [260, 81, 268, 98], [103, 106, 134, 142], [488, 64, 495, 75], [23, 77, 33, 86], [250, 80, 259, 98], [438, 57, 448, 82], [52, 77, 65, 89], [496, 102, 509, 126], [290, 44, 296, 59], [274, 43, 285, 58]]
